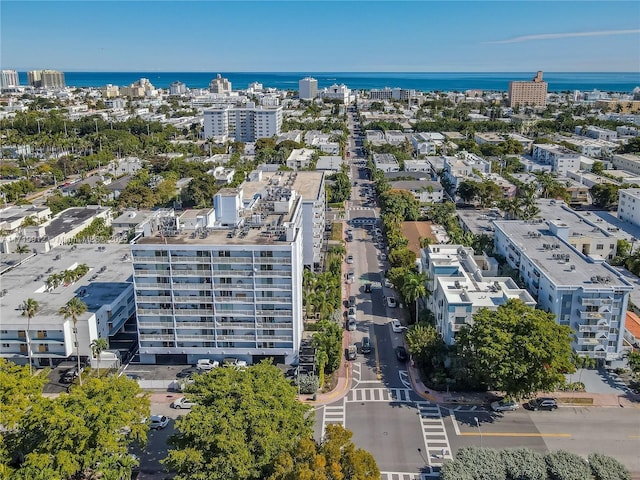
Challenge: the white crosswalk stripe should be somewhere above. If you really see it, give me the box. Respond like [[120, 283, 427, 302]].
[[416, 402, 453, 467], [351, 362, 361, 384], [346, 387, 413, 403], [380, 471, 440, 480], [321, 400, 346, 437]]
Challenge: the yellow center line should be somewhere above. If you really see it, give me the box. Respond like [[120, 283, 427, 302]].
[[373, 331, 381, 380], [459, 432, 571, 438], [629, 435, 640, 439]]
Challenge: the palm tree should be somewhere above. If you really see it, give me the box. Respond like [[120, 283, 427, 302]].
[[16, 244, 30, 261], [90, 338, 109, 376], [401, 272, 429, 324], [21, 298, 39, 375], [59, 297, 88, 386]]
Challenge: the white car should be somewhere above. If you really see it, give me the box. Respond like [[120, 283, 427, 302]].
[[346, 255, 354, 264], [171, 397, 197, 409], [386, 297, 397, 308], [196, 359, 219, 371], [347, 306, 357, 321], [390, 319, 406, 333], [490, 400, 520, 412], [148, 415, 169, 430], [383, 278, 392, 288]]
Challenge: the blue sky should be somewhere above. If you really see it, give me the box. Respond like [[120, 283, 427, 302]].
[[1, 1, 639, 72]]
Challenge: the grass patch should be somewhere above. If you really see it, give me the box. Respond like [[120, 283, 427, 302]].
[[557, 397, 594, 405], [329, 223, 343, 242]]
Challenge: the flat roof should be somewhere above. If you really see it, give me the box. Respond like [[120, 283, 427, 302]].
[[45, 206, 110, 239], [0, 243, 133, 327], [493, 220, 632, 289], [534, 200, 614, 240]]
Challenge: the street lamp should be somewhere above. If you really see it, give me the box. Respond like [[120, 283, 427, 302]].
[[474, 416, 483, 449]]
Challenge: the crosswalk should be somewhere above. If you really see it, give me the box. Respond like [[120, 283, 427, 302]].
[[346, 387, 413, 403], [416, 402, 453, 467], [322, 398, 345, 436]]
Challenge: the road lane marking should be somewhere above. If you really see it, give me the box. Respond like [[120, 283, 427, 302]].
[[459, 432, 571, 438], [451, 415, 460, 436], [373, 332, 381, 380]]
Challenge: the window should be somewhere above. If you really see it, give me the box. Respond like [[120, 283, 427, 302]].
[[260, 264, 273, 271], [220, 277, 232, 284], [219, 291, 232, 297], [218, 251, 231, 257], [37, 331, 47, 338], [596, 244, 604, 250], [260, 251, 273, 258]]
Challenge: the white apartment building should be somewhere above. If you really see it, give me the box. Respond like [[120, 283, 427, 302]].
[[576, 126, 618, 142], [169, 81, 187, 95], [373, 153, 400, 173], [422, 244, 535, 345], [131, 183, 305, 365], [612, 153, 640, 176], [532, 144, 581, 175], [388, 180, 443, 203], [618, 188, 640, 228], [0, 244, 135, 367], [560, 137, 617, 158], [320, 84, 351, 104], [493, 219, 633, 362], [0, 70, 19, 88], [286, 148, 316, 170], [299, 77, 318, 100], [203, 105, 283, 142]]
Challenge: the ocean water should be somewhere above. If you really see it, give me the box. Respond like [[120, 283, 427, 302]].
[[17, 71, 640, 93]]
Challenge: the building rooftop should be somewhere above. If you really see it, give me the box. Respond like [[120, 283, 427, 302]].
[[493, 219, 633, 290], [0, 243, 134, 327]]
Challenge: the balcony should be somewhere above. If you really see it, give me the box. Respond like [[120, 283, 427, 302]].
[[578, 310, 606, 320], [256, 323, 292, 329], [137, 295, 172, 303], [216, 335, 256, 341], [216, 309, 254, 316], [171, 270, 209, 277], [173, 295, 213, 303], [137, 308, 173, 315], [256, 335, 293, 342], [140, 334, 175, 342], [135, 283, 173, 290], [170, 257, 212, 263], [173, 309, 214, 316], [134, 269, 170, 276], [176, 335, 216, 341], [217, 322, 256, 328]]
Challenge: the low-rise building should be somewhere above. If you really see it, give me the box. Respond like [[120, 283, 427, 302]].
[[389, 180, 443, 203], [532, 144, 582, 175], [0, 243, 135, 367], [373, 153, 400, 173], [493, 218, 633, 362], [618, 188, 640, 228], [612, 153, 640, 176], [286, 148, 316, 170], [422, 244, 535, 344]]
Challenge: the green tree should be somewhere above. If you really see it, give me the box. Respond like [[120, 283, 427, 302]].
[[457, 180, 479, 204], [388, 246, 417, 270], [591, 183, 621, 209], [401, 271, 428, 323], [591, 161, 605, 175], [501, 448, 547, 480], [457, 299, 574, 398], [312, 319, 343, 374], [588, 452, 631, 480], [20, 299, 39, 375], [164, 361, 312, 480], [625, 350, 640, 377], [545, 450, 592, 480], [268, 425, 379, 480], [90, 338, 109, 376], [405, 324, 445, 370], [327, 171, 351, 203], [7, 375, 148, 480], [58, 297, 88, 386]]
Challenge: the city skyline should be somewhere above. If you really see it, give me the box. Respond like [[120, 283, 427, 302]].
[[1, 1, 639, 72]]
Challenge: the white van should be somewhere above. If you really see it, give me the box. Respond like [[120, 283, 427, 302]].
[[196, 359, 219, 371]]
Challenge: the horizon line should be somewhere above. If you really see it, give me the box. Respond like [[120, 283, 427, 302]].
[[9, 69, 640, 74]]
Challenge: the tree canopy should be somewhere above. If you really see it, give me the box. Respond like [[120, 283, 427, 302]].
[[164, 361, 313, 480], [456, 299, 574, 398], [0, 363, 149, 480]]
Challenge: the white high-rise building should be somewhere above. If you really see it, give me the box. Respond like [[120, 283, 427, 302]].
[[203, 105, 283, 142], [299, 77, 318, 100], [209, 74, 232, 93], [0, 70, 19, 88], [130, 183, 305, 365]]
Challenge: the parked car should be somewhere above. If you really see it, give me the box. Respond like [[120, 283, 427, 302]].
[[395, 346, 408, 362], [390, 319, 406, 333], [176, 367, 199, 378], [346, 345, 357, 361], [148, 415, 169, 430], [196, 359, 219, 371], [491, 399, 520, 412], [361, 336, 372, 354], [346, 255, 354, 264], [171, 397, 197, 409], [347, 318, 357, 331], [60, 366, 83, 384], [348, 295, 356, 307], [346, 271, 355, 283], [526, 397, 558, 411], [386, 297, 397, 308], [383, 278, 392, 288], [364, 283, 372, 293], [125, 373, 142, 381], [223, 357, 248, 369], [379, 253, 387, 261], [347, 306, 357, 321]]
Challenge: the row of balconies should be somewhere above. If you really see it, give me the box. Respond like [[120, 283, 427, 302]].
[[134, 269, 292, 278], [578, 324, 610, 333], [137, 308, 294, 317], [138, 321, 293, 329]]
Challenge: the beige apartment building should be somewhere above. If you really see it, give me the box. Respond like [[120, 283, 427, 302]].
[[508, 71, 547, 108]]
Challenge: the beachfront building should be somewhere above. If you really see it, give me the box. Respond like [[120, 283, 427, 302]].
[[27, 70, 66, 89], [0, 70, 19, 88], [299, 77, 318, 100], [508, 71, 547, 108], [320, 84, 352, 104], [209, 74, 232, 94], [493, 219, 633, 362], [169, 81, 187, 95], [203, 104, 283, 142], [131, 175, 306, 365]]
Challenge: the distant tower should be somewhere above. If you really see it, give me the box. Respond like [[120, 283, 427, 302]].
[[508, 71, 547, 108], [28, 70, 65, 88], [209, 74, 232, 94], [0, 70, 19, 88], [299, 77, 318, 100]]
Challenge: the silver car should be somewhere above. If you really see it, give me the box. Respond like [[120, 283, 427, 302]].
[[490, 400, 519, 412]]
